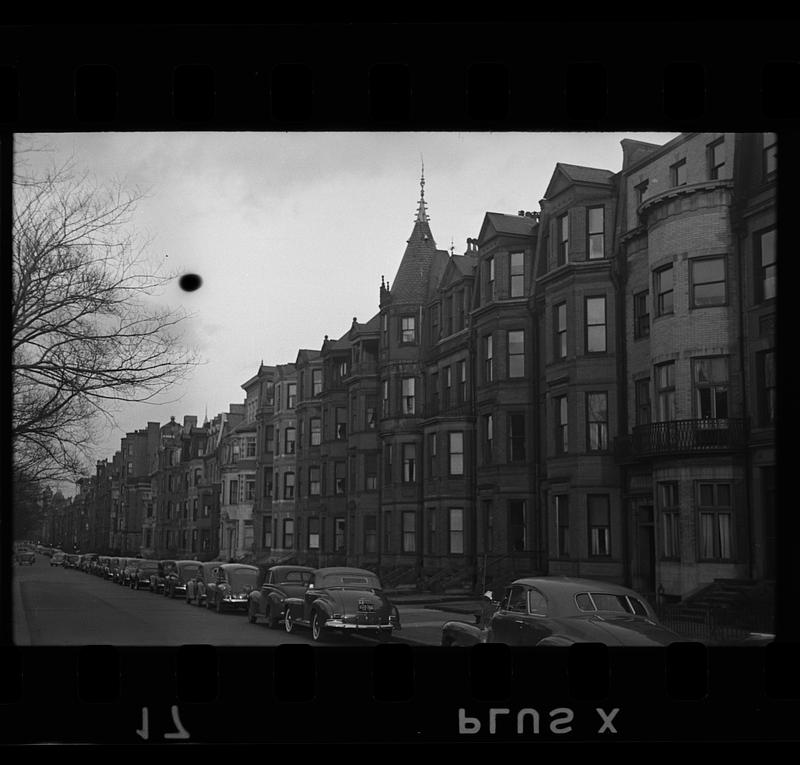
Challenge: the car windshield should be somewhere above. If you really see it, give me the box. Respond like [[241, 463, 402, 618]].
[[227, 569, 257, 590], [317, 574, 382, 589], [275, 570, 313, 584], [575, 592, 650, 615]]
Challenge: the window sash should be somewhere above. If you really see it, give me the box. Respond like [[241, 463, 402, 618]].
[[587, 206, 604, 259], [509, 252, 525, 297], [555, 303, 567, 358], [449, 432, 464, 475], [655, 265, 674, 315], [633, 291, 650, 338], [585, 297, 606, 352], [507, 330, 525, 377], [586, 392, 609, 451], [692, 257, 726, 307], [449, 509, 464, 554]]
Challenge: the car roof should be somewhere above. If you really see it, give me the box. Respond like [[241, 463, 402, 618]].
[[220, 563, 258, 571], [314, 567, 379, 578], [269, 564, 315, 573], [510, 576, 645, 598]]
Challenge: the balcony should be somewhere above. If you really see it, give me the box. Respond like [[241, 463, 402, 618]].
[[615, 418, 746, 461]]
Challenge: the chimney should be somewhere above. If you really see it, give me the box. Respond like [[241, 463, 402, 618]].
[[183, 415, 198, 429]]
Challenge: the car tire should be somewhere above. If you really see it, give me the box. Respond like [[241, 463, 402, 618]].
[[311, 611, 325, 642], [284, 610, 295, 634]]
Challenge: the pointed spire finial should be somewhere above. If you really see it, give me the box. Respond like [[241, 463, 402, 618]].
[[415, 155, 429, 223], [450, 236, 454, 256]]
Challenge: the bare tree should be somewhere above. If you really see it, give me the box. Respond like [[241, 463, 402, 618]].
[[12, 145, 199, 485]]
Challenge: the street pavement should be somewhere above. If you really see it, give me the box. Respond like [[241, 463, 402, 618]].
[[13, 556, 484, 647]]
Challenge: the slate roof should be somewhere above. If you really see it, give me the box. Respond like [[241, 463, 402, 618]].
[[389, 217, 449, 304], [452, 253, 479, 276], [482, 212, 538, 239], [557, 163, 615, 185]]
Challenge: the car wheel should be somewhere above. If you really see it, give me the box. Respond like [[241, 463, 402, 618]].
[[311, 611, 325, 642], [284, 610, 295, 634]]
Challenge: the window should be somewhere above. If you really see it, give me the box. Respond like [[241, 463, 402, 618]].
[[275, 427, 280, 455], [443, 366, 452, 408], [670, 158, 687, 187], [458, 360, 467, 402], [401, 377, 415, 415], [337, 360, 348, 380], [245, 479, 255, 501], [308, 517, 320, 550], [455, 290, 465, 332], [554, 396, 568, 454], [402, 444, 416, 483], [262, 518, 272, 548], [429, 371, 439, 414], [483, 414, 493, 464], [283, 472, 295, 500], [203, 503, 210, 518], [309, 467, 321, 496], [698, 483, 733, 560], [285, 427, 296, 454], [401, 315, 416, 343], [385, 443, 392, 484], [586, 392, 609, 451], [555, 495, 569, 557], [487, 256, 495, 301], [634, 179, 649, 209], [585, 296, 606, 353], [654, 265, 674, 316], [691, 257, 726, 308], [508, 413, 526, 462], [182, 501, 188, 519], [365, 453, 377, 491], [588, 495, 611, 557], [635, 379, 651, 426], [757, 350, 776, 427], [310, 418, 321, 447], [335, 407, 347, 439], [508, 500, 527, 552], [756, 228, 776, 302], [633, 291, 649, 338], [382, 512, 392, 553], [555, 302, 567, 359], [366, 403, 376, 430], [449, 509, 464, 554], [655, 362, 675, 422], [763, 132, 777, 177], [283, 518, 294, 549], [229, 480, 239, 504], [333, 517, 346, 552], [506, 330, 525, 378], [274, 472, 279, 500], [266, 425, 274, 453], [587, 206, 604, 259], [659, 483, 680, 559], [694, 357, 729, 420], [402, 512, 416, 553], [431, 303, 440, 342], [484, 335, 493, 383], [382, 380, 389, 417], [445, 295, 453, 336], [364, 516, 377, 554], [287, 383, 296, 409], [449, 432, 464, 475], [264, 382, 274, 405], [263, 471, 272, 499], [428, 432, 437, 476], [312, 369, 322, 396], [557, 213, 569, 266], [335, 462, 346, 495], [509, 251, 525, 297], [707, 138, 725, 180]]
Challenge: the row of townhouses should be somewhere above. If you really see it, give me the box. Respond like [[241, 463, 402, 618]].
[[40, 132, 777, 602]]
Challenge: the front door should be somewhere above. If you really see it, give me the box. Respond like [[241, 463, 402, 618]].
[[637, 505, 656, 596]]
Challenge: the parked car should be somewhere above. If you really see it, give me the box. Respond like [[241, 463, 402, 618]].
[[283, 567, 399, 641], [113, 557, 132, 583], [120, 558, 143, 586], [51, 552, 66, 566], [247, 565, 315, 628], [185, 561, 225, 606], [441, 577, 685, 647], [130, 559, 160, 590], [205, 563, 259, 613], [15, 548, 36, 565], [164, 560, 202, 599], [107, 557, 120, 580], [150, 560, 177, 594], [64, 554, 80, 569], [96, 556, 111, 577], [81, 553, 99, 573]]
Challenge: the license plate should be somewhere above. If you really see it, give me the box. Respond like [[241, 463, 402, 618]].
[[358, 602, 375, 612]]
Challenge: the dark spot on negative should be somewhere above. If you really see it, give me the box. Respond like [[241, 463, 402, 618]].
[[179, 274, 202, 292]]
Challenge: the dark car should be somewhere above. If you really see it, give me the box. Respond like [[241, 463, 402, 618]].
[[51, 552, 66, 567], [130, 559, 160, 590], [164, 560, 201, 599], [96, 556, 111, 577], [81, 553, 99, 573], [247, 565, 315, 628], [111, 557, 130, 583], [15, 548, 36, 565], [150, 560, 177, 594], [441, 577, 684, 647], [206, 564, 259, 613], [283, 567, 399, 642], [120, 558, 142, 586], [185, 561, 225, 606], [64, 554, 80, 569]]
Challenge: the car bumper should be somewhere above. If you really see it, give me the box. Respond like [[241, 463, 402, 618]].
[[222, 597, 249, 608], [324, 620, 393, 631]]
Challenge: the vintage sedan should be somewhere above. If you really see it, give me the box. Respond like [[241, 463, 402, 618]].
[[185, 561, 225, 606], [51, 552, 66, 567], [111, 557, 130, 583], [247, 565, 315, 628], [120, 558, 142, 586], [150, 560, 177, 594], [15, 547, 36, 565], [205, 563, 259, 613], [130, 559, 160, 590], [164, 560, 202, 599], [441, 577, 684, 647], [283, 567, 400, 642]]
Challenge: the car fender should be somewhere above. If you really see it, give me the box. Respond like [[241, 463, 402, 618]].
[[283, 596, 304, 620], [536, 634, 576, 647], [442, 620, 486, 647]]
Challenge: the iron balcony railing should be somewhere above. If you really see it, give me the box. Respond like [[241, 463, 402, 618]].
[[615, 418, 746, 461]]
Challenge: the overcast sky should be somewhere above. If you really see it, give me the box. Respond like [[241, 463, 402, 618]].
[[17, 131, 679, 494]]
